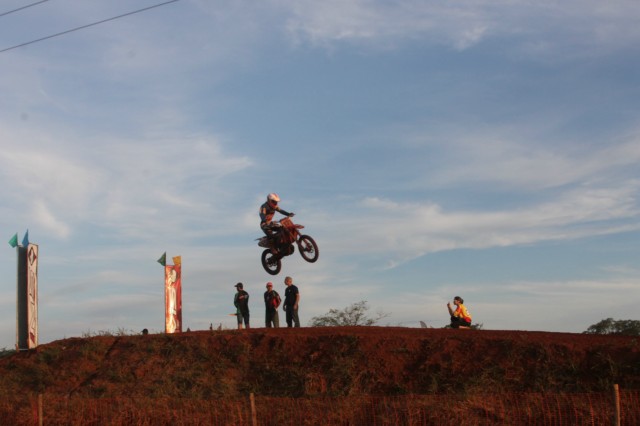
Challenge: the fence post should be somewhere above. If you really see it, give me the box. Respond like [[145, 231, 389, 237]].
[[38, 394, 43, 426], [613, 384, 620, 426], [250, 393, 258, 426]]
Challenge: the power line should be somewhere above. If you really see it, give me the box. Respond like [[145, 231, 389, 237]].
[[0, 0, 180, 54], [0, 0, 51, 18]]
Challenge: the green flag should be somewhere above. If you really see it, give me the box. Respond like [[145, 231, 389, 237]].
[[8, 233, 18, 248], [157, 251, 166, 266]]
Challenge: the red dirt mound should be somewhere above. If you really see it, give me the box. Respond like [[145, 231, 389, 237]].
[[0, 327, 639, 398]]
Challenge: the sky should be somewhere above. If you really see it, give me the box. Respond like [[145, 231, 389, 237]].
[[1, 0, 639, 349]]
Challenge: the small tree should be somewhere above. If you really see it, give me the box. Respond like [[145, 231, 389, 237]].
[[583, 318, 640, 336], [0, 348, 16, 359], [309, 300, 390, 327]]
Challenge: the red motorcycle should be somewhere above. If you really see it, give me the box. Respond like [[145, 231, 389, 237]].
[[257, 217, 319, 275]]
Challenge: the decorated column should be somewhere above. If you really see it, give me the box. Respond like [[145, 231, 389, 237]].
[[10, 231, 38, 350], [158, 252, 182, 333]]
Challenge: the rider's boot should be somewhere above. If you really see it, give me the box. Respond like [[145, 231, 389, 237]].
[[266, 231, 279, 254]]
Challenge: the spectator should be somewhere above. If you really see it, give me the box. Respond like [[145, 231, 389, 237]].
[[264, 282, 281, 328], [447, 296, 472, 329], [234, 283, 250, 329], [283, 276, 300, 327]]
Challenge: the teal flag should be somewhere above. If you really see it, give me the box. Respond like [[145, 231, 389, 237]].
[[8, 233, 18, 248], [22, 229, 29, 247], [157, 251, 167, 266]]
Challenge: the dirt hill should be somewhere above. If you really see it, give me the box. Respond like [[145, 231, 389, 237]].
[[1, 327, 639, 399]]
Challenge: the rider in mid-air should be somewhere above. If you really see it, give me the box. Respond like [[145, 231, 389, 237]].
[[259, 193, 294, 238]]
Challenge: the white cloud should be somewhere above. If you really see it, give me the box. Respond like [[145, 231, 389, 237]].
[[0, 125, 253, 241], [278, 0, 640, 55], [317, 174, 640, 268], [399, 126, 640, 190], [31, 199, 71, 238]]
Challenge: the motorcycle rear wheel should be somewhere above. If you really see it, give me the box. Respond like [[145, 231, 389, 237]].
[[261, 249, 282, 275], [297, 235, 319, 263]]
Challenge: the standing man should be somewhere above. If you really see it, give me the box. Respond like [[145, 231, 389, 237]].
[[283, 276, 300, 327], [264, 282, 281, 328], [234, 283, 250, 330]]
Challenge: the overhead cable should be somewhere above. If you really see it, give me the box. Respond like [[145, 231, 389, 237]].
[[0, 0, 180, 54], [0, 0, 51, 18]]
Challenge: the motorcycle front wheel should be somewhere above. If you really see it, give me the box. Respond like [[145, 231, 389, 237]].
[[297, 235, 319, 263], [261, 249, 282, 275]]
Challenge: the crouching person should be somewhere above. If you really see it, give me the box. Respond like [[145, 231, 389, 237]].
[[447, 296, 472, 329]]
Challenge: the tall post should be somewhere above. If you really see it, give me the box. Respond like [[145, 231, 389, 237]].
[[250, 393, 258, 426], [613, 384, 620, 426], [16, 245, 28, 350], [164, 263, 182, 334], [27, 244, 39, 348], [38, 394, 43, 426], [16, 245, 23, 350], [16, 243, 39, 350]]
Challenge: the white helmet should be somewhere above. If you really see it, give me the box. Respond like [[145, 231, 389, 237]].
[[267, 193, 280, 205]]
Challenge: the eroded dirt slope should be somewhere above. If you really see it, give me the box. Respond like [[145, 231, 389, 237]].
[[1, 327, 639, 398]]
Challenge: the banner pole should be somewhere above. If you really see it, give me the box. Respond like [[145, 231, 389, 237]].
[[250, 393, 257, 426], [15, 246, 19, 350], [613, 384, 620, 426], [38, 393, 43, 426]]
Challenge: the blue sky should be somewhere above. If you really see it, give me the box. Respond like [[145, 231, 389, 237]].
[[1, 0, 639, 348]]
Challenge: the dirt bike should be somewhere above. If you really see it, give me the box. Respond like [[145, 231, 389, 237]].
[[256, 217, 319, 275]]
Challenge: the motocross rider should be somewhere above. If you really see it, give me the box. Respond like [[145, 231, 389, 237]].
[[260, 193, 294, 238]]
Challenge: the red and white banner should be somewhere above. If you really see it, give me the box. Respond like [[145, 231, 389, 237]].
[[26, 244, 38, 348], [164, 264, 182, 333]]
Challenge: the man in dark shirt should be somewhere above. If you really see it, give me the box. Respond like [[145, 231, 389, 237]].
[[264, 282, 281, 328], [233, 283, 250, 329], [283, 276, 300, 327]]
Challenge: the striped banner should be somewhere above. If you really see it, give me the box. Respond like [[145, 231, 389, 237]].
[[26, 244, 38, 348], [164, 264, 182, 333]]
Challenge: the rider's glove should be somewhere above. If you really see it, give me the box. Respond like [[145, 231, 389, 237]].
[[288, 212, 295, 217]]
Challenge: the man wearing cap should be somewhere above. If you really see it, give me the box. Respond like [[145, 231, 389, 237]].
[[264, 282, 281, 328], [234, 283, 250, 330], [283, 276, 300, 327]]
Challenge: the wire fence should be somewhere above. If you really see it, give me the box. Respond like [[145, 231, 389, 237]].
[[2, 388, 639, 425]]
